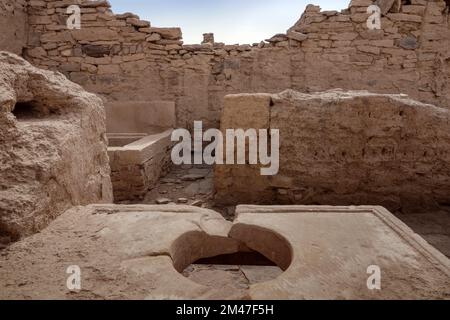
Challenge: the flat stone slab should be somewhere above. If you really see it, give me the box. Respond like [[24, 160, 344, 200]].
[[234, 206, 450, 300], [0, 205, 449, 300]]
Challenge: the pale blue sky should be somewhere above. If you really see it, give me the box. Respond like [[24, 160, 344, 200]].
[[108, 0, 350, 44]]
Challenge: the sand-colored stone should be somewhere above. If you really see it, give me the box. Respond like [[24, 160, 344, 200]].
[[108, 130, 174, 201], [7, 0, 449, 129], [0, 0, 28, 55], [0, 52, 113, 242], [215, 90, 450, 214], [234, 205, 450, 300], [0, 205, 239, 300], [0, 204, 448, 300], [105, 100, 176, 201]]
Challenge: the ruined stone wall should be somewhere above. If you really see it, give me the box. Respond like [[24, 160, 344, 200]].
[[0, 0, 28, 55], [0, 51, 113, 243], [108, 130, 174, 201], [14, 0, 450, 129], [215, 90, 450, 214]]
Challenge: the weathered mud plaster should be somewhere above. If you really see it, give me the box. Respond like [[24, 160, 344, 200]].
[[0, 52, 113, 243], [0, 204, 448, 299], [108, 130, 174, 201], [105, 100, 176, 200], [16, 0, 450, 129], [215, 90, 450, 213], [0, 0, 28, 55]]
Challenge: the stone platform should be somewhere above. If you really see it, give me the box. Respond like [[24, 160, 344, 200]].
[[0, 205, 448, 300]]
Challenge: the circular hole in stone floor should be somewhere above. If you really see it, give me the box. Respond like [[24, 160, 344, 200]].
[[170, 226, 292, 298]]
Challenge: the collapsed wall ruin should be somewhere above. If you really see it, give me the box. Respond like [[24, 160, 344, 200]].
[[0, 51, 112, 243], [215, 90, 450, 213], [16, 0, 450, 131]]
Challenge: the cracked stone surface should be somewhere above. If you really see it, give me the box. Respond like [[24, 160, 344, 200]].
[[0, 52, 113, 243], [0, 205, 448, 300]]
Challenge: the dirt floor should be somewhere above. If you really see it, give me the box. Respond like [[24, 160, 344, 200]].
[[395, 210, 450, 258]]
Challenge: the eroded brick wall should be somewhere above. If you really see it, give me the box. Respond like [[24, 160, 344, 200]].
[[15, 0, 450, 128]]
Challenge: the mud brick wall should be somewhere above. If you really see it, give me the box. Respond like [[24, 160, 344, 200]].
[[4, 0, 450, 129]]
